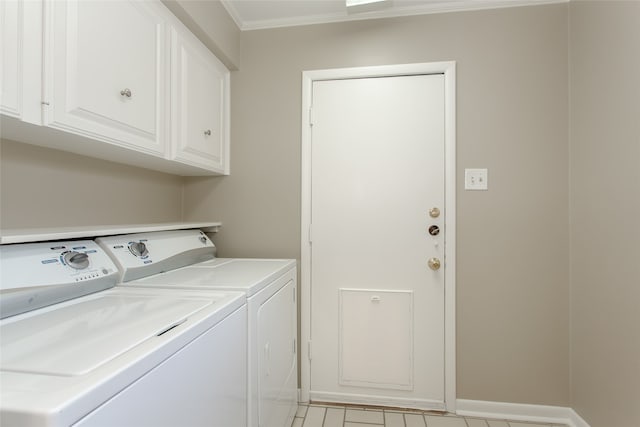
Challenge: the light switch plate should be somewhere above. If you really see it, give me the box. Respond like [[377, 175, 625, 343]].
[[465, 168, 488, 190]]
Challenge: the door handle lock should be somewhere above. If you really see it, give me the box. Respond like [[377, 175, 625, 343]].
[[427, 258, 441, 271], [428, 225, 440, 236]]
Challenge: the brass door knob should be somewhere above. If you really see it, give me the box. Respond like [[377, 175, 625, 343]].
[[427, 257, 441, 270], [429, 207, 440, 218]]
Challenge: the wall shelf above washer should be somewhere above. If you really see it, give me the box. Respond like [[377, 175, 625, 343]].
[[0, 222, 222, 245]]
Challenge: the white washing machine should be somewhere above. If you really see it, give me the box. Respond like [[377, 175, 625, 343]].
[[0, 239, 247, 427], [97, 229, 298, 427]]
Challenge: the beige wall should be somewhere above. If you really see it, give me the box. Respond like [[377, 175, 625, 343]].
[[183, 5, 571, 405], [569, 2, 640, 426], [0, 139, 184, 228], [163, 0, 241, 70]]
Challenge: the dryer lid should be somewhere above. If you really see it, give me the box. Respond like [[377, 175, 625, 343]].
[[131, 259, 296, 296]]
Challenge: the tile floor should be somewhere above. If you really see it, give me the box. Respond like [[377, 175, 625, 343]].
[[291, 403, 568, 427]]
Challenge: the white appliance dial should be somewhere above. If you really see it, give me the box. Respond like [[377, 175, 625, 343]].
[[129, 241, 149, 258], [62, 251, 90, 270]]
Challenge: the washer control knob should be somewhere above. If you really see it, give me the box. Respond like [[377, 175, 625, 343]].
[[63, 251, 90, 270], [129, 241, 149, 258]]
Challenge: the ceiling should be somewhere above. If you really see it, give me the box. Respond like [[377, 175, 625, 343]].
[[220, 0, 567, 31]]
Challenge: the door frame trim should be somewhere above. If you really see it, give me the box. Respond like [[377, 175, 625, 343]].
[[300, 61, 457, 412]]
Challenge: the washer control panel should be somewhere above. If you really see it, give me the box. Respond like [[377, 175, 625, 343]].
[[0, 240, 120, 318], [0, 240, 118, 291]]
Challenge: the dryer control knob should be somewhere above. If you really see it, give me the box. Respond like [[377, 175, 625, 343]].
[[63, 251, 90, 270], [129, 242, 149, 258]]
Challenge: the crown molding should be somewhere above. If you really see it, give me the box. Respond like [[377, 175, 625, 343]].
[[221, 0, 568, 31]]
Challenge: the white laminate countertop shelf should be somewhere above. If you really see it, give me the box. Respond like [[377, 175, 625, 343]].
[[0, 222, 222, 244]]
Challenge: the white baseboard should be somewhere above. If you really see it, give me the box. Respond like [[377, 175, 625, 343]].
[[310, 391, 445, 411], [568, 408, 591, 427], [456, 399, 590, 427]]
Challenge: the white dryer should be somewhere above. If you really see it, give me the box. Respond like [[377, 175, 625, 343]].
[[0, 239, 247, 427], [97, 229, 298, 427]]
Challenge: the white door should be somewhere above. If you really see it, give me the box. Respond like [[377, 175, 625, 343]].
[[308, 74, 447, 410]]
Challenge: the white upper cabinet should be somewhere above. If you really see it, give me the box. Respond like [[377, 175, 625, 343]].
[[44, 0, 168, 157], [1, 0, 230, 175], [0, 0, 43, 124], [170, 26, 230, 174]]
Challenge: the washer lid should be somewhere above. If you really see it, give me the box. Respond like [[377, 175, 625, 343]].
[[0, 294, 211, 376]]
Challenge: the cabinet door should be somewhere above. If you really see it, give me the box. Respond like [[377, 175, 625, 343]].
[[0, 0, 21, 117], [44, 0, 168, 156], [1, 0, 42, 124], [171, 27, 230, 174]]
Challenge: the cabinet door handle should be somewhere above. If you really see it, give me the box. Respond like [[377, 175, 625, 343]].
[[204, 129, 212, 136], [120, 88, 132, 98]]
